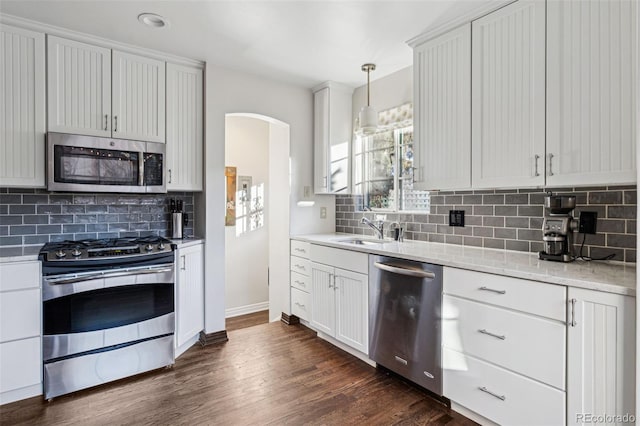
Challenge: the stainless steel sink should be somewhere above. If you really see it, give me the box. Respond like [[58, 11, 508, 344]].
[[334, 238, 386, 246]]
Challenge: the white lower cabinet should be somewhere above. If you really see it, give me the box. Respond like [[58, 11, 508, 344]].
[[442, 267, 567, 425], [310, 245, 368, 355], [290, 240, 311, 321], [175, 242, 204, 354], [567, 288, 636, 426], [0, 261, 42, 404]]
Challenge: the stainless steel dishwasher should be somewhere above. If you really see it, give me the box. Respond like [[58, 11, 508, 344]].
[[369, 255, 443, 395]]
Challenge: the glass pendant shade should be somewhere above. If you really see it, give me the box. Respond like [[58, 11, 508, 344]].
[[359, 105, 378, 135]]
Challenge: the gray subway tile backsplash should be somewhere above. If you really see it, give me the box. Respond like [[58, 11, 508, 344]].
[[0, 188, 196, 246], [336, 185, 637, 263]]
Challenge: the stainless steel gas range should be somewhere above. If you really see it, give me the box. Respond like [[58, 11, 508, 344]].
[[39, 236, 177, 400]]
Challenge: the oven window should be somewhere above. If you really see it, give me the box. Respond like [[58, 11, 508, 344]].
[[54, 145, 140, 186], [43, 284, 173, 335]]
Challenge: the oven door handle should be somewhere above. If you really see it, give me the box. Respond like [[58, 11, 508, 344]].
[[47, 266, 174, 285]]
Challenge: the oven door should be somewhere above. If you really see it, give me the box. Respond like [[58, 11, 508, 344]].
[[42, 264, 174, 361]]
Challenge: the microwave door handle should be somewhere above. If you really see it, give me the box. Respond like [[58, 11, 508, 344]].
[[139, 153, 145, 186]]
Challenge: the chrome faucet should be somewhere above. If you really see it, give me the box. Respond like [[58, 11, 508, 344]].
[[361, 216, 385, 239]]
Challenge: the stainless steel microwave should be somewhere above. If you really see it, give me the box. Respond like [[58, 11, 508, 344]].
[[47, 133, 166, 193]]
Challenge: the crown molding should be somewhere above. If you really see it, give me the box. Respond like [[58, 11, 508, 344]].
[[0, 13, 205, 69]]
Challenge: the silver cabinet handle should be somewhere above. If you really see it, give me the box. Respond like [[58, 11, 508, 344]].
[[548, 153, 554, 176], [294, 248, 306, 253], [294, 264, 306, 270], [570, 298, 577, 327], [114, 115, 118, 132], [168, 169, 172, 184], [323, 176, 327, 188], [534, 154, 540, 177], [373, 262, 436, 279], [479, 286, 506, 295], [294, 302, 306, 309], [180, 255, 186, 270], [479, 329, 506, 340], [478, 386, 506, 401], [328, 273, 333, 289], [294, 280, 306, 287], [105, 114, 109, 131]]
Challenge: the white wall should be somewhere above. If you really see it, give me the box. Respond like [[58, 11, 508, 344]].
[[224, 116, 270, 313], [202, 64, 336, 333], [352, 66, 413, 120]]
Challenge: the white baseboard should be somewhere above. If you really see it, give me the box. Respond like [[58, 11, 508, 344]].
[[225, 301, 269, 318], [0, 383, 42, 405]]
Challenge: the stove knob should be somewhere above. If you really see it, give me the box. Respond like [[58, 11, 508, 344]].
[[158, 243, 166, 250], [55, 250, 66, 258], [71, 248, 82, 257], [145, 244, 154, 252]]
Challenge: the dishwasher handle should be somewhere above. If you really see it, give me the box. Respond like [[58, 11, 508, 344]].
[[373, 262, 436, 279]]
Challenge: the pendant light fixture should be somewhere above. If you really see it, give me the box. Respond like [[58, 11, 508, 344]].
[[358, 63, 378, 135]]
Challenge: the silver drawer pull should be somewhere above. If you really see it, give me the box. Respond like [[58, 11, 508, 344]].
[[294, 248, 306, 253], [294, 264, 306, 270], [294, 302, 306, 309], [478, 386, 506, 401], [569, 298, 577, 327], [294, 280, 306, 286], [478, 329, 506, 340], [479, 286, 506, 295], [394, 356, 408, 366]]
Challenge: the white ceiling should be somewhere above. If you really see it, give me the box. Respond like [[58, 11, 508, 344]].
[[0, 0, 492, 88]]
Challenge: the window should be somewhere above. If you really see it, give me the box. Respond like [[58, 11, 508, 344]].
[[353, 103, 430, 212], [236, 180, 264, 236]]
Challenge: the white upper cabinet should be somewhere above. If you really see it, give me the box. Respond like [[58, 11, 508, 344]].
[[471, 0, 546, 189], [112, 51, 166, 143], [166, 63, 203, 191], [413, 23, 471, 191], [47, 35, 111, 137], [48, 36, 167, 143], [0, 25, 46, 187], [313, 82, 352, 194], [546, 0, 637, 186]]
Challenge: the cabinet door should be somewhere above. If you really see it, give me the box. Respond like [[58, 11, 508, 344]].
[[313, 87, 330, 194], [47, 35, 111, 137], [547, 0, 637, 186], [166, 63, 203, 191], [471, 0, 546, 189], [0, 337, 40, 395], [413, 23, 471, 190], [112, 51, 165, 143], [567, 288, 636, 425], [310, 262, 335, 336], [0, 25, 45, 187], [334, 268, 368, 355], [176, 243, 204, 347]]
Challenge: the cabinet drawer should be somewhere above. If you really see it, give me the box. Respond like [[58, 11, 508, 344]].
[[0, 289, 40, 343], [444, 348, 565, 426], [0, 337, 41, 393], [290, 240, 310, 259], [443, 295, 565, 390], [290, 256, 311, 276], [291, 288, 311, 321], [0, 261, 40, 292], [290, 271, 311, 292], [310, 244, 368, 274], [444, 267, 565, 321]]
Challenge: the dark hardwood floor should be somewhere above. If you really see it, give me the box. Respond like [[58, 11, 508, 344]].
[[226, 310, 269, 331], [0, 322, 475, 425]]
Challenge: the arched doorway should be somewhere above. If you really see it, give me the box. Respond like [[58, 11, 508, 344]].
[[224, 113, 290, 323]]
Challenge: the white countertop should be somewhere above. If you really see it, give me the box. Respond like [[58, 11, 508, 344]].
[[170, 237, 205, 247], [292, 233, 636, 297], [0, 245, 41, 263]]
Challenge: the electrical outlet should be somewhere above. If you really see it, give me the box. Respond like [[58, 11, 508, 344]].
[[449, 210, 465, 227], [320, 207, 327, 219], [578, 211, 598, 234]]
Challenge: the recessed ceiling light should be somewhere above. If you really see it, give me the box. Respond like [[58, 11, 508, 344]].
[[138, 13, 169, 29]]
